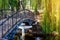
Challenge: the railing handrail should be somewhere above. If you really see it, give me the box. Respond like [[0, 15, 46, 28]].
[[0, 9, 32, 26], [0, 11, 17, 26]]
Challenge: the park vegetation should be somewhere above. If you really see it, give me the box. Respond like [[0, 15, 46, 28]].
[[0, 0, 60, 40]]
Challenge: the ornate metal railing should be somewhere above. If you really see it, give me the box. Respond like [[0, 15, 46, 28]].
[[0, 9, 35, 40]]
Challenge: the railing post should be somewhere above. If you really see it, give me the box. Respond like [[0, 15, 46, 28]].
[[12, 11, 14, 27], [7, 14, 10, 30], [16, 12, 17, 24], [1, 10, 3, 38]]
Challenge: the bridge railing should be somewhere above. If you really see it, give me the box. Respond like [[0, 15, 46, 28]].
[[0, 10, 20, 39], [0, 9, 35, 39]]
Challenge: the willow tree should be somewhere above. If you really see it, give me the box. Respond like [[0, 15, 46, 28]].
[[52, 0, 60, 40], [0, 0, 9, 10], [42, 0, 60, 40], [30, 0, 37, 10], [0, 0, 2, 9], [9, 0, 19, 11]]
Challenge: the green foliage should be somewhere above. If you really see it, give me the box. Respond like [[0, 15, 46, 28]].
[[0, 0, 9, 9], [30, 0, 37, 9], [42, 0, 60, 40], [0, 0, 2, 9]]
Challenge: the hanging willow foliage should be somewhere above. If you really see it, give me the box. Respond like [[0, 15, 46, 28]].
[[30, 0, 37, 10], [42, 0, 60, 40], [0, 0, 9, 9]]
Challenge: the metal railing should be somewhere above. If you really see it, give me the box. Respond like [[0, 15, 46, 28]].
[[0, 9, 35, 39], [0, 10, 17, 39]]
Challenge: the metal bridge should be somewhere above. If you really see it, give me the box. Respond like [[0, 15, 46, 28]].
[[0, 9, 37, 40]]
